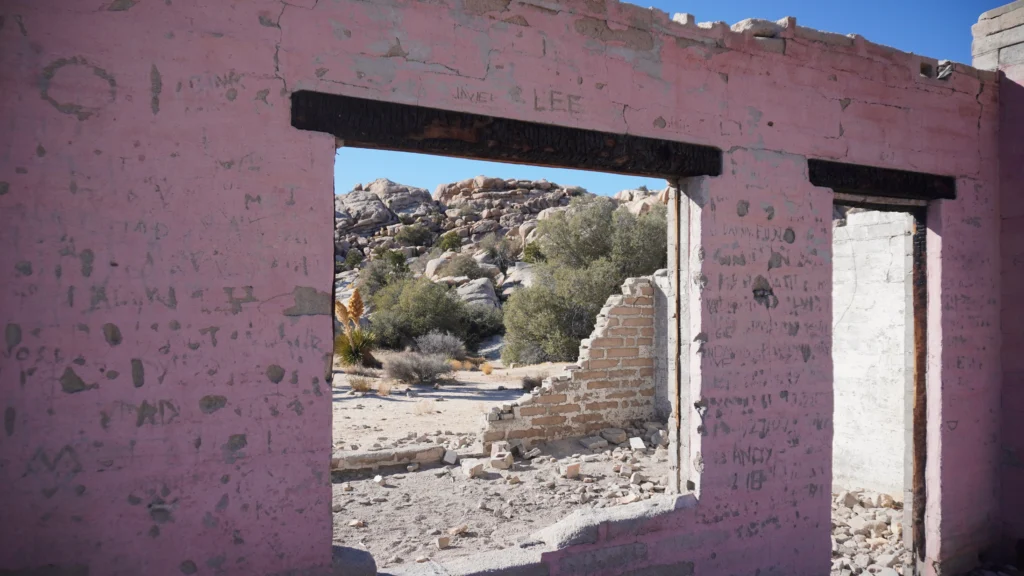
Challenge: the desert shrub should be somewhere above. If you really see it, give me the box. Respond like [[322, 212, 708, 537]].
[[334, 290, 378, 367], [461, 303, 503, 352], [537, 196, 617, 269], [521, 375, 542, 392], [349, 376, 373, 392], [384, 352, 453, 384], [376, 380, 393, 396], [358, 250, 410, 298], [436, 254, 489, 280], [480, 362, 493, 375], [522, 241, 544, 263], [479, 233, 519, 273], [370, 277, 468, 349], [502, 200, 667, 365], [344, 249, 364, 270], [415, 330, 467, 360], [334, 329, 378, 367], [449, 359, 464, 371], [394, 224, 433, 247], [436, 232, 462, 252]]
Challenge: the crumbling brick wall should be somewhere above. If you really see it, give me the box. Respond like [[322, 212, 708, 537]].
[[482, 277, 658, 448]]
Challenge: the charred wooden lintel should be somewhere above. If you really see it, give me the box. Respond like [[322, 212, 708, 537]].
[[808, 159, 956, 201], [291, 90, 722, 179]]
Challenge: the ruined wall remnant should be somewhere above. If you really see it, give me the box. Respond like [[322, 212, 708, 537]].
[[0, 0, 1010, 574], [482, 276, 659, 448], [831, 210, 913, 498], [973, 1, 1024, 561]]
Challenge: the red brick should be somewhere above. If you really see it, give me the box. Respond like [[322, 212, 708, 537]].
[[532, 415, 566, 426], [621, 357, 653, 367], [587, 359, 620, 369], [639, 367, 654, 377], [549, 404, 581, 414], [607, 390, 637, 399], [572, 370, 608, 380], [584, 422, 606, 434], [483, 430, 506, 442], [609, 306, 641, 316], [518, 406, 548, 417], [622, 317, 653, 326], [607, 347, 638, 358], [628, 297, 653, 306], [507, 428, 544, 439], [606, 369, 639, 379], [638, 327, 655, 337], [638, 388, 656, 397], [536, 394, 567, 404], [588, 349, 605, 359], [585, 401, 619, 411], [607, 327, 639, 337], [591, 337, 623, 348], [586, 380, 619, 390], [572, 413, 603, 424], [636, 338, 653, 346], [637, 286, 655, 296]]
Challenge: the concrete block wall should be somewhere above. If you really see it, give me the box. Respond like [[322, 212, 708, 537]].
[[831, 210, 914, 498], [0, 0, 1004, 574], [974, 0, 1024, 562], [481, 277, 659, 448]]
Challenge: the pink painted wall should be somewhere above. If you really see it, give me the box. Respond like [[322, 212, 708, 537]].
[[0, 0, 1002, 574], [973, 2, 1024, 562]]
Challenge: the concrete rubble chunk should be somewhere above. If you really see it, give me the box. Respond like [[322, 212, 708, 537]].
[[490, 441, 510, 457], [461, 459, 484, 478], [579, 436, 609, 450], [628, 437, 646, 450], [436, 536, 450, 550], [599, 428, 628, 444], [560, 462, 581, 479], [442, 449, 459, 465], [490, 452, 513, 470], [448, 524, 469, 535]]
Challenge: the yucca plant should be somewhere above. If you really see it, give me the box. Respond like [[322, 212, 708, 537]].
[[334, 288, 378, 368]]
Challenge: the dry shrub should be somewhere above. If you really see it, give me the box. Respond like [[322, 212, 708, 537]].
[[344, 364, 378, 378], [349, 376, 373, 392], [377, 380, 393, 396], [480, 362, 493, 375], [414, 399, 438, 415], [384, 352, 454, 385], [521, 375, 543, 392], [415, 330, 467, 360], [449, 359, 464, 371]]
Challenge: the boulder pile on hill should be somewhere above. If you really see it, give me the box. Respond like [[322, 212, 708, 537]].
[[333, 176, 664, 308]]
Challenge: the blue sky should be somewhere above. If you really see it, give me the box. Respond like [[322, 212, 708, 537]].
[[335, 0, 996, 197]]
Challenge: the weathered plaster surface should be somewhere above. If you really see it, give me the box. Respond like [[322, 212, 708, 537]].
[[832, 210, 913, 498], [0, 0, 1004, 574], [974, 0, 1024, 561]]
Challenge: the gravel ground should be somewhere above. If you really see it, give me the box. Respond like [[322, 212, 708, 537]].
[[331, 434, 672, 569]]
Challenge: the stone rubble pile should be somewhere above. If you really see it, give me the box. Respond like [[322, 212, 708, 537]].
[[332, 428, 672, 567], [830, 489, 909, 576]]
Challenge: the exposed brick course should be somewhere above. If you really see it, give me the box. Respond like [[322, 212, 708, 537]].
[[480, 277, 660, 449]]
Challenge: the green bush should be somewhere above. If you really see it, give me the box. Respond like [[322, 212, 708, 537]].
[[333, 328, 378, 368], [344, 249, 364, 270], [358, 250, 409, 298], [479, 233, 519, 273], [502, 199, 667, 365], [394, 224, 434, 247], [437, 232, 462, 252], [462, 303, 503, 351], [370, 277, 468, 349], [369, 277, 503, 351], [383, 352, 453, 385], [436, 254, 489, 280], [522, 241, 544, 263]]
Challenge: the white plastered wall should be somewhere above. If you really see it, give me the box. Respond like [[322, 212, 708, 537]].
[[831, 209, 914, 498]]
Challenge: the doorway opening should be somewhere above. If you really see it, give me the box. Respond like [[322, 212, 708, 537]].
[[293, 90, 722, 570], [830, 203, 919, 575]]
